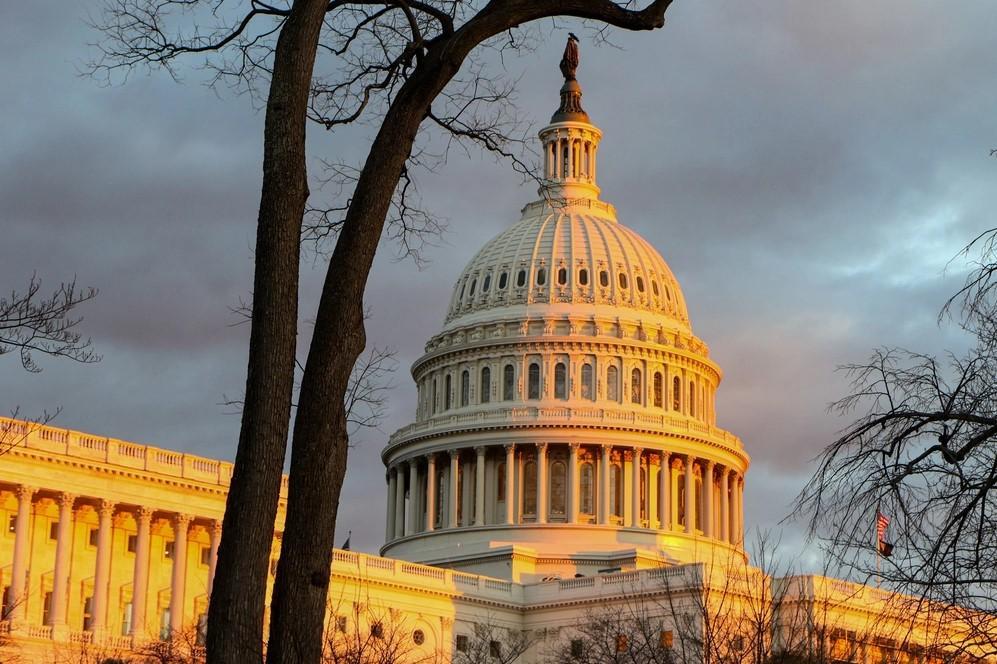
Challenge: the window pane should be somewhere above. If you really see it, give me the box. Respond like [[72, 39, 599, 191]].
[[445, 374, 452, 410], [554, 363, 567, 400], [461, 370, 470, 407], [550, 461, 566, 516], [607, 366, 619, 402], [503, 365, 515, 401], [557, 267, 567, 285], [528, 363, 541, 400], [581, 463, 594, 515], [672, 376, 681, 411], [579, 269, 589, 286], [524, 462, 537, 515], [631, 368, 642, 404], [581, 364, 593, 400], [480, 367, 491, 404], [653, 372, 663, 408]]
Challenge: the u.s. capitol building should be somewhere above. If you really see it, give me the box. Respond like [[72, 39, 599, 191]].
[[0, 45, 984, 664]]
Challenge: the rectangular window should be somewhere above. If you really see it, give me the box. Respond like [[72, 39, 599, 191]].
[[83, 596, 94, 631], [371, 622, 384, 639], [42, 591, 52, 625], [335, 615, 347, 633], [7, 515, 15, 534], [164, 541, 175, 559], [660, 630, 674, 649], [127, 534, 137, 553], [616, 634, 628, 653], [88, 528, 99, 548], [571, 639, 584, 658], [121, 602, 133, 636], [456, 635, 469, 653], [201, 546, 211, 566], [490, 640, 502, 658], [49, 522, 59, 541]]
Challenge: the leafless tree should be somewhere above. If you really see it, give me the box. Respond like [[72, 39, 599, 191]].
[[88, 1, 677, 662], [794, 228, 997, 657], [322, 596, 443, 664], [452, 617, 534, 664], [1, 274, 98, 373], [134, 622, 207, 663]]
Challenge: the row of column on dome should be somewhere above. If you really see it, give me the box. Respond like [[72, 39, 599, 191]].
[[0, 484, 220, 642], [385, 444, 744, 544], [543, 131, 598, 182], [419, 356, 715, 423]]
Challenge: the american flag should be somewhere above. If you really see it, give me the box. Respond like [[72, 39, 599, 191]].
[[876, 511, 890, 542]]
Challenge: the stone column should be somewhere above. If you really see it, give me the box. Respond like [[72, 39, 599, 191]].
[[386, 469, 397, 541], [536, 443, 548, 524], [703, 461, 715, 538], [394, 465, 406, 538], [568, 443, 580, 524], [91, 499, 116, 632], [599, 445, 611, 525], [720, 469, 730, 543], [630, 448, 643, 528], [131, 507, 153, 638], [504, 444, 515, 525], [207, 520, 221, 595], [169, 513, 191, 636], [49, 492, 76, 631], [659, 453, 670, 530], [426, 454, 437, 532], [684, 456, 696, 535], [7, 484, 35, 623], [474, 447, 486, 526], [737, 476, 745, 543], [407, 461, 419, 535], [449, 451, 460, 528]]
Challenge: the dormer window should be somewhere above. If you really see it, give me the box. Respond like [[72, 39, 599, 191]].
[[618, 273, 628, 289], [483, 274, 491, 292], [578, 269, 589, 286], [536, 268, 547, 286], [599, 271, 609, 287], [636, 276, 645, 293], [517, 270, 527, 288], [557, 267, 567, 286], [468, 279, 476, 297], [499, 272, 508, 289]]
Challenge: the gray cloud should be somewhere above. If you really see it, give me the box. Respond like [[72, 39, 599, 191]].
[[3, 0, 996, 561]]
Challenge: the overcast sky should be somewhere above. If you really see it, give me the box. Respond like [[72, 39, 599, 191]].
[[3, 0, 996, 562]]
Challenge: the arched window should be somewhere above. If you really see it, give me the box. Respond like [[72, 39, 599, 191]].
[[444, 374, 452, 410], [652, 280, 660, 297], [640, 467, 648, 521], [631, 368, 642, 405], [550, 461, 566, 516], [578, 269, 589, 286], [480, 367, 491, 404], [554, 363, 567, 400], [672, 376, 681, 412], [581, 364, 594, 400], [580, 462, 595, 515], [503, 364, 515, 401], [618, 273, 628, 289], [528, 363, 541, 400], [524, 461, 537, 516], [557, 267, 567, 286], [460, 370, 470, 407], [482, 273, 491, 292], [607, 366, 619, 402], [599, 270, 609, 287], [517, 270, 527, 288], [636, 276, 645, 293], [468, 279, 476, 297], [536, 268, 546, 286], [431, 379, 438, 414], [498, 272, 508, 290], [689, 382, 696, 417], [653, 372, 663, 408], [610, 464, 623, 518], [497, 462, 506, 502]]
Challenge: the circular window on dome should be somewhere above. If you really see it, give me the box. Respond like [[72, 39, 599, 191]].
[[652, 280, 660, 297], [618, 273, 628, 289], [636, 276, 645, 293], [578, 269, 589, 286], [412, 629, 425, 646], [499, 272, 508, 289], [599, 270, 609, 287], [517, 270, 527, 288], [536, 268, 546, 286]]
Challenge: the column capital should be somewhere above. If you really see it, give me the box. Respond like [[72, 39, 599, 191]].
[[57, 492, 77, 508], [136, 506, 155, 522], [425, 451, 437, 463], [536, 442, 548, 453], [211, 519, 222, 536], [449, 448, 461, 459], [98, 499, 116, 518], [474, 446, 487, 456], [173, 513, 193, 528], [568, 442, 581, 453], [633, 446, 643, 455], [15, 484, 36, 500], [503, 443, 515, 453]]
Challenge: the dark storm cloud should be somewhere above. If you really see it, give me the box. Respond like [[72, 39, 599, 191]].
[[3, 0, 996, 558]]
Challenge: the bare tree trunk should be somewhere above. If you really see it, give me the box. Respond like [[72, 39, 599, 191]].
[[206, 1, 330, 662], [266, 55, 458, 663]]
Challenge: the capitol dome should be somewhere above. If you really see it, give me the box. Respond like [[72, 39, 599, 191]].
[[380, 51, 749, 581]]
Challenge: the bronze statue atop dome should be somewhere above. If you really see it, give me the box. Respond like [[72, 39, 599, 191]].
[[559, 33, 580, 81]]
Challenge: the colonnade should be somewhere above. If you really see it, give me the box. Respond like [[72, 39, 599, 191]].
[[385, 444, 744, 545], [544, 133, 598, 182], [1, 484, 220, 640]]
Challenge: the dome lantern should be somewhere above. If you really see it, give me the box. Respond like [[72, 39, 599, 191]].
[[539, 35, 603, 201]]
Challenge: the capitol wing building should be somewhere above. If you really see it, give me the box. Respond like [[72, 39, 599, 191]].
[[1, 49, 992, 663]]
